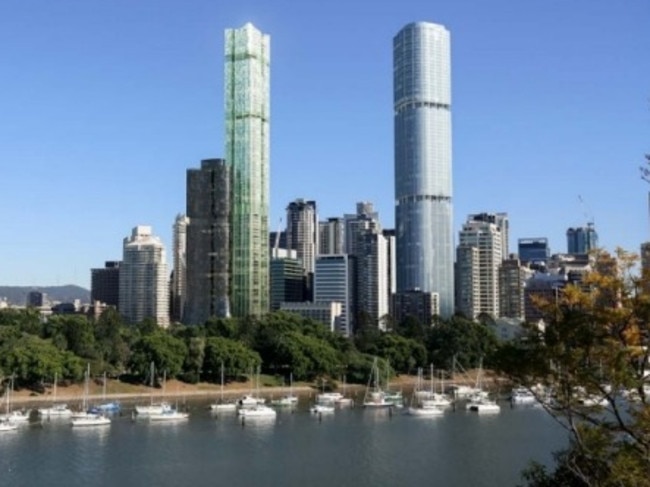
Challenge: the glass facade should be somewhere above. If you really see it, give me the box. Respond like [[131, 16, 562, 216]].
[[225, 23, 270, 317], [393, 22, 454, 318]]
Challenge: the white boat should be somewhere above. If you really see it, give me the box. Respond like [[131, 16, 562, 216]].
[[148, 409, 189, 422], [271, 373, 298, 407], [237, 395, 266, 408], [39, 373, 73, 417], [136, 363, 172, 415], [0, 378, 29, 423], [311, 403, 335, 414], [511, 387, 537, 405], [71, 414, 111, 427], [467, 400, 501, 413], [238, 405, 277, 418], [407, 404, 444, 416], [363, 358, 394, 408], [210, 362, 237, 412], [71, 364, 98, 420], [0, 420, 17, 432], [0, 410, 29, 423]]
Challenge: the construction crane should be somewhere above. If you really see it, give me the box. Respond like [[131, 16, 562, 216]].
[[273, 218, 283, 258], [578, 195, 595, 227]]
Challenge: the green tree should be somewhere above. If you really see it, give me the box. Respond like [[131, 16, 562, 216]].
[[496, 249, 650, 486], [428, 315, 498, 370], [129, 332, 188, 380], [202, 336, 261, 382]]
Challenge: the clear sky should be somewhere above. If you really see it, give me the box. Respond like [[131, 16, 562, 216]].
[[1, 0, 648, 289]]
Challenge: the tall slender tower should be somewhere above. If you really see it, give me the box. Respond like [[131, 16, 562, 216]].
[[184, 159, 231, 324], [118, 226, 169, 327], [225, 23, 270, 317], [171, 214, 189, 322], [394, 22, 454, 318], [286, 199, 318, 274]]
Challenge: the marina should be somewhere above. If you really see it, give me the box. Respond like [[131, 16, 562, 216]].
[[0, 394, 566, 487]]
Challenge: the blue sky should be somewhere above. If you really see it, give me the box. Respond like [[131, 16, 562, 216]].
[[1, 0, 648, 289]]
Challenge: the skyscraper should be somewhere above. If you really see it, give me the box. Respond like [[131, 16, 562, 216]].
[[566, 223, 598, 254], [171, 214, 189, 322], [118, 226, 169, 327], [286, 199, 318, 274], [184, 159, 230, 324], [394, 22, 454, 318], [225, 23, 270, 317], [91, 261, 121, 307]]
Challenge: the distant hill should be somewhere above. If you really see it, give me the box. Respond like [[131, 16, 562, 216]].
[[0, 285, 90, 306]]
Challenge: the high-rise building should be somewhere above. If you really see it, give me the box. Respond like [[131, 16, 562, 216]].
[[518, 238, 550, 266], [394, 22, 454, 318], [314, 255, 354, 336], [356, 231, 390, 327], [118, 226, 169, 327], [319, 217, 345, 255], [225, 23, 270, 317], [184, 159, 230, 325], [270, 257, 305, 311], [26, 291, 47, 308], [457, 216, 504, 319], [499, 257, 532, 320], [567, 223, 598, 254], [391, 290, 440, 327], [171, 214, 189, 322], [455, 245, 479, 319], [469, 213, 509, 259], [90, 261, 121, 307], [286, 199, 318, 274]]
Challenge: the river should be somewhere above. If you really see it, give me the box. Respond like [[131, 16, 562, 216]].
[[0, 396, 567, 487]]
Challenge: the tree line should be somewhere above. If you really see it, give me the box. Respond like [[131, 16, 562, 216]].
[[0, 306, 498, 389]]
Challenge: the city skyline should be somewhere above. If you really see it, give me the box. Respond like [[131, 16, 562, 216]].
[[1, 0, 648, 288]]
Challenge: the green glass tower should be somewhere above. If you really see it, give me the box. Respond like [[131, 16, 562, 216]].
[[225, 23, 270, 317]]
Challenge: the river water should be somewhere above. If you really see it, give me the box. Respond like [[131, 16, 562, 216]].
[[0, 396, 567, 487]]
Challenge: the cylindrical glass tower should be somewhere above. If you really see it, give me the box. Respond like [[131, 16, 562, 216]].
[[394, 22, 454, 318]]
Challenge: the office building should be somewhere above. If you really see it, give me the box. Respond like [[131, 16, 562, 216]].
[[455, 245, 479, 319], [499, 257, 532, 320], [118, 226, 169, 327], [27, 291, 47, 308], [90, 261, 121, 307], [279, 301, 342, 332], [391, 290, 440, 327], [184, 159, 230, 324], [171, 214, 189, 322], [518, 238, 550, 266], [286, 199, 318, 274], [567, 223, 598, 254], [319, 217, 345, 255], [225, 23, 270, 317], [314, 255, 354, 336], [270, 257, 305, 311], [356, 230, 390, 328], [394, 22, 454, 318]]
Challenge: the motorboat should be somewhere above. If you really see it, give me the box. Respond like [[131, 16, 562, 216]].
[[136, 402, 172, 416], [39, 403, 73, 417], [238, 405, 277, 418], [71, 413, 111, 427], [148, 409, 189, 422], [311, 403, 335, 414], [511, 387, 537, 405]]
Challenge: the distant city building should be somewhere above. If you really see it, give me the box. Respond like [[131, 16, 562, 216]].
[[469, 213, 509, 259], [27, 291, 47, 308], [318, 217, 345, 256], [356, 230, 390, 328], [225, 23, 270, 317], [171, 214, 189, 322], [457, 215, 504, 319], [455, 245, 479, 319], [518, 238, 550, 267], [279, 301, 342, 333], [394, 22, 454, 318], [489, 317, 527, 342], [383, 229, 397, 310], [499, 256, 532, 320], [391, 290, 440, 327], [90, 261, 120, 307], [566, 223, 598, 254], [314, 255, 354, 336], [269, 231, 287, 258], [286, 199, 318, 275], [184, 159, 231, 325], [270, 257, 305, 311], [118, 226, 169, 327], [344, 202, 380, 255]]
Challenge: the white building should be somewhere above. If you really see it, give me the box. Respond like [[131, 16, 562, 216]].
[[119, 225, 169, 327], [314, 255, 353, 336], [279, 301, 342, 333], [457, 215, 504, 319]]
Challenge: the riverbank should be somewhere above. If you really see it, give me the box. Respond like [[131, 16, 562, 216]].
[[8, 369, 510, 408]]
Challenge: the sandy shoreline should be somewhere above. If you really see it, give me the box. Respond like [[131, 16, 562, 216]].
[[7, 371, 507, 408]]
